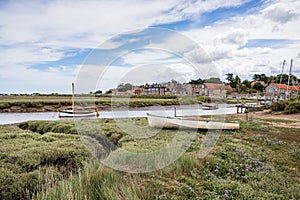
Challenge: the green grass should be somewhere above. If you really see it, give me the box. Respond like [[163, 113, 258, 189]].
[[0, 126, 94, 200], [1, 117, 300, 199]]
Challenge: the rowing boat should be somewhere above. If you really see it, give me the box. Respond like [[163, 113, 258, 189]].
[[58, 83, 99, 118], [147, 113, 239, 130]]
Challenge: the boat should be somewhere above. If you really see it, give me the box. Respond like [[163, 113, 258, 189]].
[[202, 103, 219, 110], [147, 113, 239, 130], [58, 83, 99, 118], [58, 109, 99, 118]]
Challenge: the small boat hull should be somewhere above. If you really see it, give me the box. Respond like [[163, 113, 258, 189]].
[[202, 103, 219, 110], [58, 110, 99, 118], [147, 113, 239, 130]]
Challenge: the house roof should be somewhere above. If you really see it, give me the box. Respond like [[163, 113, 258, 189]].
[[273, 84, 300, 91], [224, 84, 234, 92], [204, 83, 226, 89], [290, 85, 300, 91]]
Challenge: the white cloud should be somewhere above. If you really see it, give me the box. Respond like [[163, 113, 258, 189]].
[[1, 0, 300, 93], [219, 29, 248, 45], [182, 0, 300, 81], [263, 5, 298, 24]]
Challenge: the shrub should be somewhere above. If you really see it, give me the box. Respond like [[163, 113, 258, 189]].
[[270, 100, 288, 111], [283, 101, 300, 114]]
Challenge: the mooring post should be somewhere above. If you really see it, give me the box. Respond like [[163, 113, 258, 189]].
[[174, 107, 177, 117]]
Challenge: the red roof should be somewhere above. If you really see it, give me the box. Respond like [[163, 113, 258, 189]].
[[273, 84, 300, 91], [290, 85, 300, 91], [274, 84, 287, 90]]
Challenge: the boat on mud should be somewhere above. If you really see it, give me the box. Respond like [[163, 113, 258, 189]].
[[147, 113, 239, 130]]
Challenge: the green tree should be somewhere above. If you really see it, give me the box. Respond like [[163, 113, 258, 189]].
[[189, 78, 204, 85], [267, 75, 275, 85], [253, 74, 268, 82], [239, 84, 248, 94], [253, 74, 260, 82], [94, 90, 102, 95], [230, 75, 241, 89], [117, 83, 134, 92], [253, 82, 264, 92], [204, 77, 222, 83], [242, 79, 251, 88], [225, 73, 234, 83]]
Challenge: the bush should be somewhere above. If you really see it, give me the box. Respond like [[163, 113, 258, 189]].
[[270, 100, 288, 111], [271, 99, 300, 114], [283, 101, 300, 114]]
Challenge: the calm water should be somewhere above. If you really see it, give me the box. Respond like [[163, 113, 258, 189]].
[[0, 105, 242, 125]]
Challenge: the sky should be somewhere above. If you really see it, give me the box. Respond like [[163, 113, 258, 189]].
[[0, 0, 300, 94]]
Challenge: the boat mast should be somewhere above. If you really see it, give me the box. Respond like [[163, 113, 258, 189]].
[[285, 59, 293, 100], [279, 60, 286, 85], [72, 82, 75, 111]]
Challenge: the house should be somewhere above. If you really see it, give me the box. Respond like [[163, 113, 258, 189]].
[[266, 83, 300, 100], [137, 83, 167, 95], [203, 83, 227, 98]]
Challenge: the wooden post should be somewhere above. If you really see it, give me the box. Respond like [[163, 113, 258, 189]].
[[72, 82, 75, 111], [174, 107, 176, 117]]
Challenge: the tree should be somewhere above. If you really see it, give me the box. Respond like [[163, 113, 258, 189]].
[[252, 82, 264, 92], [242, 79, 251, 88], [239, 84, 248, 94], [267, 75, 275, 85], [253, 74, 261, 82], [117, 83, 134, 92], [225, 73, 234, 83], [189, 78, 204, 85], [230, 75, 241, 89], [253, 73, 268, 83], [94, 90, 102, 95], [204, 77, 222, 83]]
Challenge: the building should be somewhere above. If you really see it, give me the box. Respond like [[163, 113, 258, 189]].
[[266, 83, 300, 100], [203, 83, 227, 98]]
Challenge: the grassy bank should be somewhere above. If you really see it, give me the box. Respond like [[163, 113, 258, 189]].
[[1, 116, 299, 199], [0, 94, 258, 112]]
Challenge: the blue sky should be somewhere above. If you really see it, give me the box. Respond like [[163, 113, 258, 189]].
[[0, 0, 299, 93]]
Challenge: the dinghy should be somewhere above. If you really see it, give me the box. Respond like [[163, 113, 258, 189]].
[[147, 113, 239, 130], [58, 83, 99, 118]]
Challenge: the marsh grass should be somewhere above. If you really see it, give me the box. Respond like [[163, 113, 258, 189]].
[[0, 127, 93, 199], [1, 116, 300, 199]]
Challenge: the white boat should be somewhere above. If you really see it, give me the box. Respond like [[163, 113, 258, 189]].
[[147, 113, 239, 130], [58, 83, 99, 118], [58, 109, 99, 118], [202, 103, 219, 110]]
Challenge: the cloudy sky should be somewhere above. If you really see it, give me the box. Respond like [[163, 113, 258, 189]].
[[0, 0, 299, 93]]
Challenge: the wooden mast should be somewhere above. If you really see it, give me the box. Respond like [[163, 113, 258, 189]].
[[72, 82, 75, 111], [286, 59, 293, 100]]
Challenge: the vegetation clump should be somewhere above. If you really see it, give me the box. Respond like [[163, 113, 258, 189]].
[[270, 95, 300, 114]]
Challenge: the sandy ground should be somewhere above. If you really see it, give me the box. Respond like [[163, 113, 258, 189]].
[[244, 110, 300, 129]]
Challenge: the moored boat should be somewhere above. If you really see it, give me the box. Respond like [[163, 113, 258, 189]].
[[202, 103, 219, 110], [58, 109, 99, 118], [58, 83, 99, 118], [147, 113, 239, 130]]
